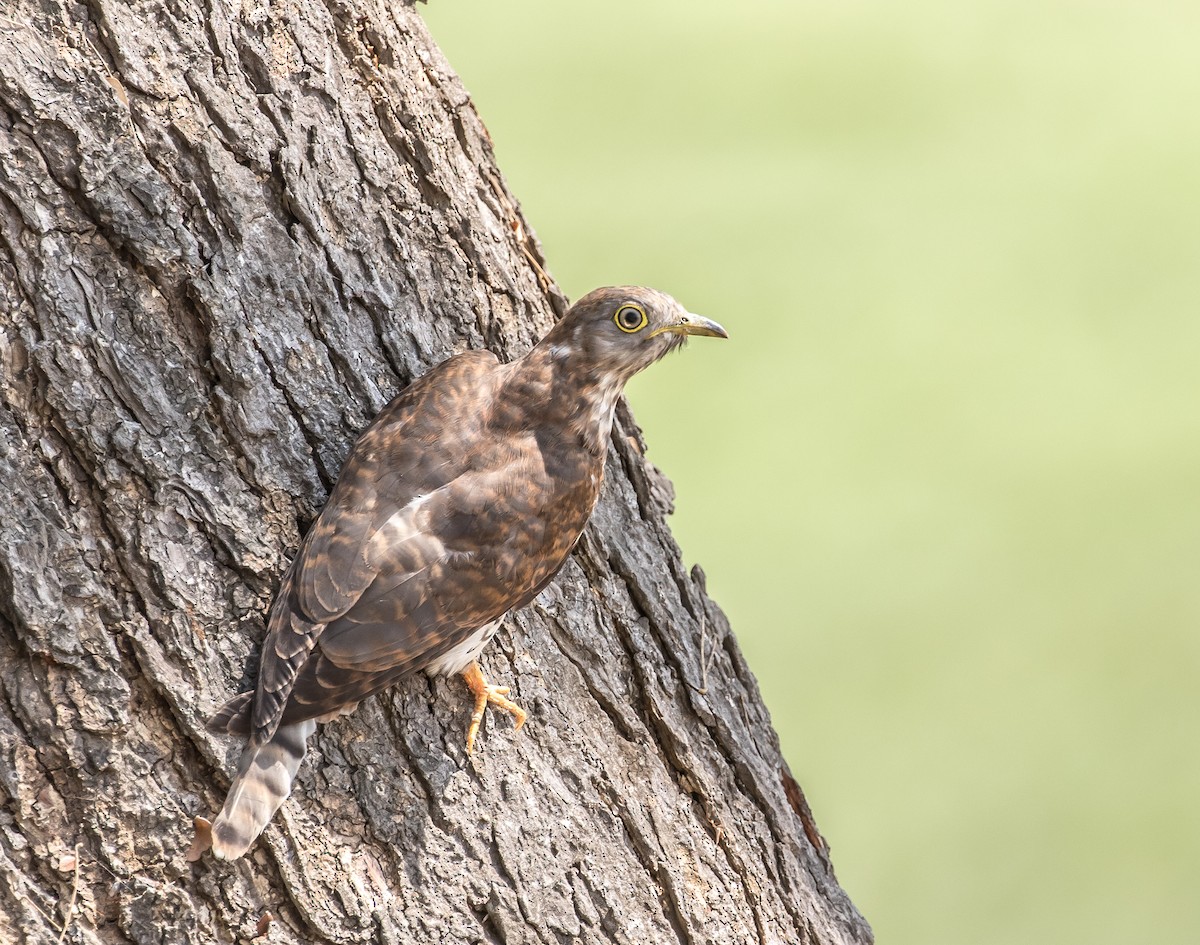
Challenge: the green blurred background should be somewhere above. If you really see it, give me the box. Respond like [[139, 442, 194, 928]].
[[421, 2, 1200, 942]]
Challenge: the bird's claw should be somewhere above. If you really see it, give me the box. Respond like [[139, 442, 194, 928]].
[[462, 661, 528, 753]]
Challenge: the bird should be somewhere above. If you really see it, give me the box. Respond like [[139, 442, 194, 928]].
[[202, 286, 727, 859]]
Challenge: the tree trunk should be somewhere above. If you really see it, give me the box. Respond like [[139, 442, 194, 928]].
[[0, 2, 871, 943]]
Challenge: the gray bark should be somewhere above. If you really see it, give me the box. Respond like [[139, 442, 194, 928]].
[[0, 1, 872, 943]]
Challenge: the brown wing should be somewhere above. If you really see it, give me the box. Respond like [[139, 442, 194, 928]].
[[243, 348, 603, 744], [249, 349, 509, 741], [273, 464, 558, 728]]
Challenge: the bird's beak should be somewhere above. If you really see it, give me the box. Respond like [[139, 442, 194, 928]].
[[652, 313, 729, 339]]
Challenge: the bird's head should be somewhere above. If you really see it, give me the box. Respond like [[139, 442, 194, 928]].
[[540, 286, 728, 383]]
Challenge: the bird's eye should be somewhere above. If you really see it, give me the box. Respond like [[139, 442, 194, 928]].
[[614, 304, 648, 333]]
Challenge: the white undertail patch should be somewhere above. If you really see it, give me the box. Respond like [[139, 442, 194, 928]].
[[423, 618, 502, 676]]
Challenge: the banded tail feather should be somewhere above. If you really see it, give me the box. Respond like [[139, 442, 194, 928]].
[[209, 717, 316, 860]]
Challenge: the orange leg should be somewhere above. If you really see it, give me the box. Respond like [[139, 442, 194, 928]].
[[461, 661, 527, 753]]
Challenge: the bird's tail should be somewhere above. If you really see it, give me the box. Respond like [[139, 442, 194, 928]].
[[210, 718, 316, 859]]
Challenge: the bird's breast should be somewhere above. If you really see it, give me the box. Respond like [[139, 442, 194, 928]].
[[422, 618, 502, 676]]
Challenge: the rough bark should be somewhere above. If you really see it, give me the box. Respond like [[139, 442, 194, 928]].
[[0, 2, 872, 943]]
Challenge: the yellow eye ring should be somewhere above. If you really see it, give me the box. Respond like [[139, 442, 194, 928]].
[[614, 304, 648, 333]]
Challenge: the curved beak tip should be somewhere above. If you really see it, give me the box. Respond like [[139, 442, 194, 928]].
[[680, 313, 729, 339]]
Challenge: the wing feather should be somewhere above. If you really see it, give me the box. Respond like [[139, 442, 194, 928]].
[[239, 345, 603, 743], [246, 350, 501, 741]]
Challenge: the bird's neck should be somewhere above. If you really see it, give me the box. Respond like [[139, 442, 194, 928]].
[[503, 342, 624, 457]]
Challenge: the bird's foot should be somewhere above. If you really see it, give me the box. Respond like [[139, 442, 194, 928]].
[[462, 660, 527, 753]]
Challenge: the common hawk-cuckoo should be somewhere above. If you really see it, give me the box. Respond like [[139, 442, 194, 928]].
[[204, 286, 726, 859]]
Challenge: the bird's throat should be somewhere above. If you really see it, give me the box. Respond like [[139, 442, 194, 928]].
[[507, 344, 624, 457]]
